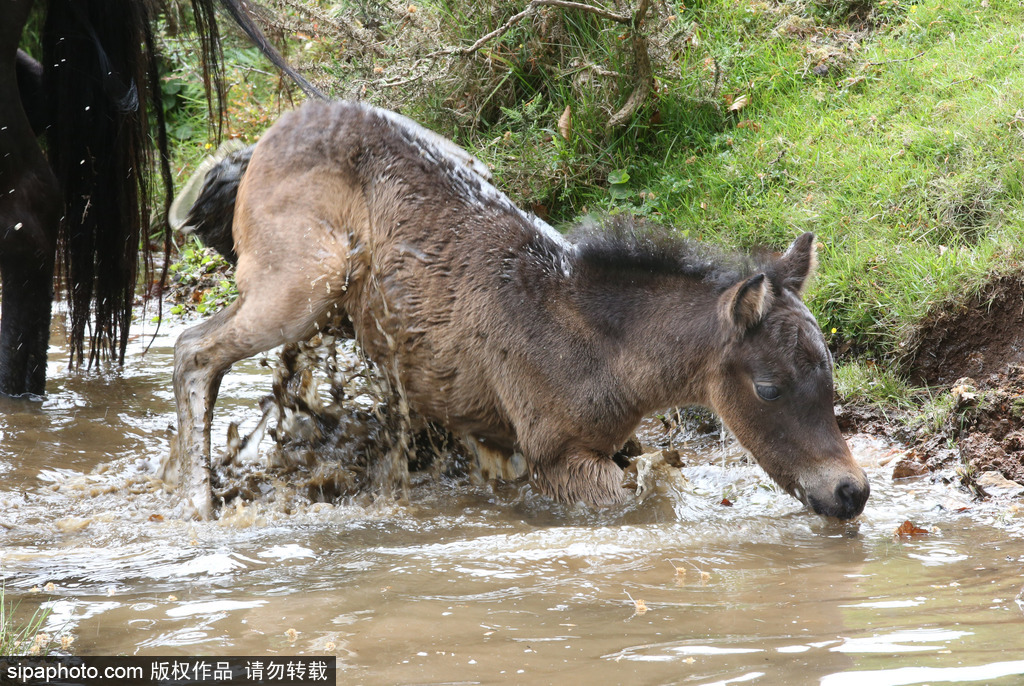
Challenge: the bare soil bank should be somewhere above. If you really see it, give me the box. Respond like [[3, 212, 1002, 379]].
[[841, 272, 1024, 495]]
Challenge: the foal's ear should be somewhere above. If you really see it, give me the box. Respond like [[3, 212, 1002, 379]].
[[721, 273, 773, 331], [777, 232, 818, 296]]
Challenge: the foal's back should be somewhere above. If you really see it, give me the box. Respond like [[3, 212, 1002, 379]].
[[231, 101, 570, 450]]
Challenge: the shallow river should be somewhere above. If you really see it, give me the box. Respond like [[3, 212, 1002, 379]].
[[1, 317, 1023, 685]]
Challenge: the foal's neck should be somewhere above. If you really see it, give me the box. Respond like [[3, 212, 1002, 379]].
[[574, 270, 725, 412]]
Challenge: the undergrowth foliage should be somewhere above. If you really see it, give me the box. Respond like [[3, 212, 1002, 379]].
[[231, 0, 731, 221], [165, 239, 238, 316]]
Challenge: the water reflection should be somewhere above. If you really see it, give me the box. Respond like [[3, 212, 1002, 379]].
[[821, 659, 1024, 686]]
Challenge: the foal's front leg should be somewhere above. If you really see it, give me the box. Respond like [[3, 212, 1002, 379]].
[[531, 448, 628, 507]]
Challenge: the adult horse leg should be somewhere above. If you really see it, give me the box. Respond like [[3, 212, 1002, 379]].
[[15, 50, 46, 136], [0, 1, 60, 398], [0, 208, 57, 398]]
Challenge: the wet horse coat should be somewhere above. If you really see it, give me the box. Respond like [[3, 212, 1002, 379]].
[[169, 100, 870, 520]]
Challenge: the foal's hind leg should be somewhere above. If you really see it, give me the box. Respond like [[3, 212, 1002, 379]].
[[166, 284, 343, 519]]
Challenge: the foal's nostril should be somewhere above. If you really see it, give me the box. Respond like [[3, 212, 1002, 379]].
[[834, 478, 870, 519]]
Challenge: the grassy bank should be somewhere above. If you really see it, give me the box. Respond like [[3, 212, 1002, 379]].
[[162, 0, 1024, 403]]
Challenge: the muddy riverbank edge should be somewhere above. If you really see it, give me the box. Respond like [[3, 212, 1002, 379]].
[[838, 269, 1024, 498], [837, 365, 1024, 500]]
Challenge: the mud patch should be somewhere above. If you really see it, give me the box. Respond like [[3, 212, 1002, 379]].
[[898, 272, 1024, 490], [840, 268, 1024, 495], [945, 368, 1024, 486], [904, 272, 1024, 387], [841, 366, 1024, 498]]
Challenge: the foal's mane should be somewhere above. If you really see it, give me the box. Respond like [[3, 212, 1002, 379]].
[[569, 215, 770, 289]]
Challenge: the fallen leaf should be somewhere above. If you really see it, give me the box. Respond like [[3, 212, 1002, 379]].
[[668, 560, 687, 582], [720, 497, 733, 507], [558, 105, 572, 141], [895, 520, 929, 538], [892, 458, 929, 480], [729, 94, 750, 112]]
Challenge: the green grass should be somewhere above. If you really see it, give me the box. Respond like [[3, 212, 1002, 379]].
[[1, 587, 55, 656], [584, 0, 1024, 362], [834, 360, 911, 407], [160, 0, 1024, 401]]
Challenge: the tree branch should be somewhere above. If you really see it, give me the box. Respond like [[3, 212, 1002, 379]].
[[533, 0, 630, 24], [607, 0, 654, 128]]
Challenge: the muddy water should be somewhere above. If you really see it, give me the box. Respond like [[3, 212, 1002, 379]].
[[2, 317, 1024, 686]]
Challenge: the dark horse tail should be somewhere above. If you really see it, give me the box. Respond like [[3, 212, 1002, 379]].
[[41, 0, 322, 368], [43, 0, 160, 367], [178, 144, 254, 265]]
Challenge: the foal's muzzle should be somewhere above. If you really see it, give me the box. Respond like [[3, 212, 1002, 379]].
[[807, 471, 870, 520]]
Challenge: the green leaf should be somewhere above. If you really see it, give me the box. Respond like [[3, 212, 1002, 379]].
[[608, 169, 630, 185], [609, 184, 632, 200], [161, 78, 183, 96], [172, 123, 194, 141], [608, 169, 632, 200]]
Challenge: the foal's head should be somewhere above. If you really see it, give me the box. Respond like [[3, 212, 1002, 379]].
[[711, 233, 869, 519]]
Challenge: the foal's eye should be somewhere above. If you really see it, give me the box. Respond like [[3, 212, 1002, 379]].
[[755, 384, 780, 401]]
